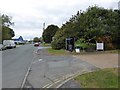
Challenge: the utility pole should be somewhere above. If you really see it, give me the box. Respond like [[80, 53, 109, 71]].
[[43, 23, 45, 31], [118, 1, 120, 10]]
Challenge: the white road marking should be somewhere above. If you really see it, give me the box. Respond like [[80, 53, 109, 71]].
[[42, 79, 61, 88], [39, 59, 43, 62], [54, 80, 61, 84], [21, 50, 36, 88], [33, 59, 43, 64], [46, 83, 53, 88], [42, 83, 51, 88], [56, 77, 72, 88]]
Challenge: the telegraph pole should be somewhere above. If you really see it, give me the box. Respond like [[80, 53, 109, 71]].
[[118, 1, 120, 10], [43, 23, 45, 31]]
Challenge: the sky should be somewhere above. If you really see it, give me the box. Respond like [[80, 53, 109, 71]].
[[0, 0, 119, 40]]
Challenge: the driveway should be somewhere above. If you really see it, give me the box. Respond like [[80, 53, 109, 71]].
[[27, 47, 99, 88], [73, 53, 118, 69]]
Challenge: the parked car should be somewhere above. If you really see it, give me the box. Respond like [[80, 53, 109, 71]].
[[3, 40, 16, 49], [0, 44, 6, 50], [34, 42, 39, 47]]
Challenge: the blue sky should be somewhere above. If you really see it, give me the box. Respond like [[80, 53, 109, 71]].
[[0, 0, 119, 40]]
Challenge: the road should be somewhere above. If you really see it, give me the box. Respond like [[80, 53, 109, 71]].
[[2, 44, 35, 88], [2, 45, 98, 88]]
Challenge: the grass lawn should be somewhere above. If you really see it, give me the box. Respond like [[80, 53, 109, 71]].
[[74, 68, 119, 88], [42, 43, 51, 47], [47, 48, 68, 55]]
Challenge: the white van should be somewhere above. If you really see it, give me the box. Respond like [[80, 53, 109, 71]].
[[3, 40, 16, 48]]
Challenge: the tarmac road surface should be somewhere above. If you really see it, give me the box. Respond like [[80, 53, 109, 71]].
[[27, 47, 98, 88], [2, 44, 35, 88]]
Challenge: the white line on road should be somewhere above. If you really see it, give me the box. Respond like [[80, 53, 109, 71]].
[[33, 59, 43, 64], [54, 80, 61, 84], [46, 84, 53, 88], [42, 83, 51, 88], [21, 62, 32, 88], [39, 59, 43, 61], [21, 50, 36, 88], [42, 79, 62, 88], [56, 77, 72, 88]]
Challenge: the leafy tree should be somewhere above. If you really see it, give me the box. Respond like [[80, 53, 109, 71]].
[[1, 14, 15, 42], [42, 24, 59, 43], [112, 10, 120, 49], [2, 14, 14, 27], [33, 37, 40, 42], [52, 6, 119, 50], [2, 26, 14, 40]]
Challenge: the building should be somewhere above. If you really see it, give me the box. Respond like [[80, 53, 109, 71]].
[[13, 36, 25, 44]]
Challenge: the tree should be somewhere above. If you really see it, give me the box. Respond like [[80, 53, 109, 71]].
[[33, 37, 40, 43], [42, 24, 59, 43], [2, 26, 15, 40], [2, 14, 14, 27], [1, 14, 15, 42], [52, 6, 119, 50]]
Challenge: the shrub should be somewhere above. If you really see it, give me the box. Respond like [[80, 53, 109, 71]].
[[85, 43, 96, 52], [51, 38, 65, 50], [75, 38, 89, 50]]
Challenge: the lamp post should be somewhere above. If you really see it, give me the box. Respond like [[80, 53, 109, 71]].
[[43, 23, 45, 31], [118, 1, 120, 10]]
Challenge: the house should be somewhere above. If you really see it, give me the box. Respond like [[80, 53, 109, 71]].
[[13, 36, 25, 44]]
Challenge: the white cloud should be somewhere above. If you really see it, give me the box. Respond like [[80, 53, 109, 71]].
[[13, 28, 42, 40], [0, 0, 119, 40]]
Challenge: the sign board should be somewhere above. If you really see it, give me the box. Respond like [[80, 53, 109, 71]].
[[96, 42, 104, 50], [75, 48, 80, 53]]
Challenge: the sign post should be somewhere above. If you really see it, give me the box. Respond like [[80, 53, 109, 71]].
[[96, 41, 104, 51]]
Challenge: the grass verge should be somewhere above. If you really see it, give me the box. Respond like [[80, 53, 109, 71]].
[[42, 43, 51, 47], [47, 48, 68, 55], [74, 68, 119, 88]]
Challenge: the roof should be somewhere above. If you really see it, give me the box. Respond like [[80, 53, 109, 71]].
[[13, 36, 24, 41]]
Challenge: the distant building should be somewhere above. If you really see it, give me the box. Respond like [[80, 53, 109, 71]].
[[13, 36, 25, 44]]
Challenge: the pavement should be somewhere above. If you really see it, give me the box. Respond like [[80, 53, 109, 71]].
[[60, 79, 80, 88], [59, 53, 119, 88], [27, 47, 99, 88], [73, 53, 119, 69]]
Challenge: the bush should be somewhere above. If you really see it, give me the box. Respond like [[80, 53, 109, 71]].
[[104, 43, 115, 50], [85, 43, 96, 52], [75, 38, 89, 50], [75, 38, 96, 52], [51, 38, 65, 50]]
